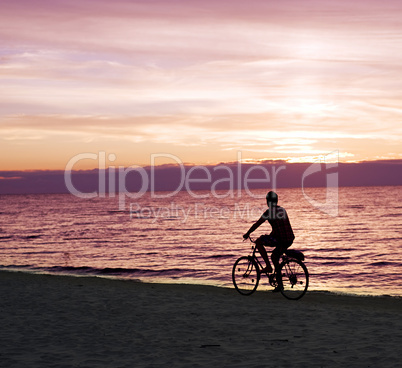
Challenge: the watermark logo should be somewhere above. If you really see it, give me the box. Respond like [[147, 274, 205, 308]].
[[64, 150, 339, 216], [64, 151, 287, 210], [129, 202, 266, 223]]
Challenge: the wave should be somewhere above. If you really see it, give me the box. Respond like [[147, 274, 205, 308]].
[[313, 247, 359, 252], [0, 264, 197, 279], [206, 254, 237, 259], [165, 227, 205, 231], [0, 235, 14, 240], [310, 255, 350, 260], [62, 237, 98, 240], [320, 261, 347, 266], [369, 261, 402, 267], [0, 264, 32, 269], [23, 235, 42, 239]]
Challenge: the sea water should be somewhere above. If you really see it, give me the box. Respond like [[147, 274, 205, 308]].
[[0, 186, 401, 296]]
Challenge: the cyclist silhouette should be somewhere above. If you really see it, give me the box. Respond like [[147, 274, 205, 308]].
[[243, 191, 295, 276]]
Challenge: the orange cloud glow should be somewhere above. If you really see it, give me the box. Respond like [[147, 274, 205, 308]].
[[1, 0, 402, 170]]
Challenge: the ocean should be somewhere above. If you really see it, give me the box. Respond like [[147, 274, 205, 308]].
[[0, 186, 401, 297]]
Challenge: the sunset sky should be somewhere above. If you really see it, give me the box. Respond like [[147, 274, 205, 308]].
[[1, 0, 402, 170]]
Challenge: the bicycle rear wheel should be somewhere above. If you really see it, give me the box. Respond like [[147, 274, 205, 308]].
[[277, 258, 309, 300], [232, 256, 260, 296]]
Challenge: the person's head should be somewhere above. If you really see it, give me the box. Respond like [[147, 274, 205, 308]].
[[266, 191, 278, 207]]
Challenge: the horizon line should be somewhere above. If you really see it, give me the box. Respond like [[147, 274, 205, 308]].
[[1, 158, 402, 173]]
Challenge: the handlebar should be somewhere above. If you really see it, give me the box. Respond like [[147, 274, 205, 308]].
[[243, 235, 256, 243]]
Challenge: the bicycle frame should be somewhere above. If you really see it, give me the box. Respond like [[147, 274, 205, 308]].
[[246, 242, 276, 287], [246, 237, 277, 271]]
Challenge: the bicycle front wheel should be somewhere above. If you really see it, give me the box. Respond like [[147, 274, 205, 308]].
[[278, 259, 309, 300], [232, 256, 260, 296]]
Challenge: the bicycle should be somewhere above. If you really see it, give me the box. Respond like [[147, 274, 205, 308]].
[[232, 236, 309, 300]]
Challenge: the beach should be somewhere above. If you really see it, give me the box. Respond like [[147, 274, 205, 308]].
[[1, 271, 401, 368]]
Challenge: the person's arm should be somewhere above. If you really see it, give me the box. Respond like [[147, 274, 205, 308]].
[[243, 216, 266, 239]]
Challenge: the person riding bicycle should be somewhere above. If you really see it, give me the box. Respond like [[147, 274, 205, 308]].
[[243, 191, 295, 276]]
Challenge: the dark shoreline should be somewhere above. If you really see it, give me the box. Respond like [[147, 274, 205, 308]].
[[1, 270, 402, 367], [1, 268, 401, 302]]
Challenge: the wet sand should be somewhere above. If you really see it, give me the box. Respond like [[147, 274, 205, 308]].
[[1, 270, 401, 367]]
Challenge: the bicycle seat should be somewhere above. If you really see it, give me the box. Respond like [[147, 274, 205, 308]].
[[284, 249, 305, 261]]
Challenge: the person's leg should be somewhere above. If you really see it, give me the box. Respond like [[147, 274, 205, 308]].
[[256, 237, 273, 273], [271, 246, 283, 274]]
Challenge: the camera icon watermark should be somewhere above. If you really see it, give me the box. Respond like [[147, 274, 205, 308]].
[[301, 150, 339, 217]]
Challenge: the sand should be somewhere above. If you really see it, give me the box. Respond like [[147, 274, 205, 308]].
[[1, 271, 401, 368]]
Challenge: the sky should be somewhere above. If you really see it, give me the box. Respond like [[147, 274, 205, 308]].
[[1, 0, 402, 170]]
